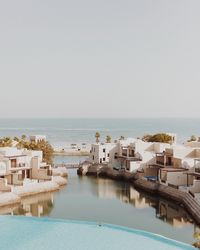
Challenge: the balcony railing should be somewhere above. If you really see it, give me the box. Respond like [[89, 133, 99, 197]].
[[11, 163, 28, 169]]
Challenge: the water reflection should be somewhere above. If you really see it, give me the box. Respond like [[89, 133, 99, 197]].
[[0, 192, 54, 217], [96, 178, 193, 227], [96, 178, 200, 247], [156, 199, 192, 228], [1, 173, 200, 247]]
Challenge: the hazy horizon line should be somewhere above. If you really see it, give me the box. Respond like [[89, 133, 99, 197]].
[[0, 117, 200, 120]]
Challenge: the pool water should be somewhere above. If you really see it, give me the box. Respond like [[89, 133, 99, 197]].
[[0, 216, 195, 250]]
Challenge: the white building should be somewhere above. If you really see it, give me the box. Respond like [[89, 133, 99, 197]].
[[147, 144, 200, 194], [90, 143, 117, 164], [0, 147, 52, 186], [109, 138, 170, 172]]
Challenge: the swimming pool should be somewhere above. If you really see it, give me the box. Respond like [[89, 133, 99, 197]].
[[0, 216, 195, 250]]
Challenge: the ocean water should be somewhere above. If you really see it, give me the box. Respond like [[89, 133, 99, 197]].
[[0, 118, 199, 147]]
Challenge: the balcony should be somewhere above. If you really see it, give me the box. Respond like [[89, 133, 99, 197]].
[[10, 163, 30, 170], [195, 168, 200, 173]]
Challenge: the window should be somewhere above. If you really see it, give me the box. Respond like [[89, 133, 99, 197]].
[[107, 154, 109, 157], [103, 158, 106, 161], [103, 148, 105, 153], [93, 156, 94, 160]]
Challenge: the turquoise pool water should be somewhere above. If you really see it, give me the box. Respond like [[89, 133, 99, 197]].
[[0, 216, 195, 250]]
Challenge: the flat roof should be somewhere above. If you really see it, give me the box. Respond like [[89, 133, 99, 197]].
[[116, 155, 141, 161], [5, 155, 27, 158], [10, 167, 31, 171], [184, 172, 200, 177], [160, 168, 187, 172], [149, 164, 165, 168]]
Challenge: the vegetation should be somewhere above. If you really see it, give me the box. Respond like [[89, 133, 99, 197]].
[[106, 135, 112, 143], [0, 135, 54, 164], [141, 134, 152, 142], [187, 135, 197, 142], [95, 132, 100, 143], [13, 136, 20, 142], [21, 134, 27, 140], [119, 136, 125, 140], [0, 137, 13, 147], [17, 139, 54, 164], [142, 133, 173, 143]]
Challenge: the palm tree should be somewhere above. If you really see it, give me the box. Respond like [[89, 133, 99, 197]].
[[95, 132, 100, 143], [21, 134, 27, 140], [188, 135, 196, 142], [13, 136, 20, 142], [106, 135, 112, 143]]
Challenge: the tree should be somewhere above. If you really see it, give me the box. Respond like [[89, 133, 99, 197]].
[[35, 140, 54, 164], [0, 137, 12, 147], [13, 136, 20, 142], [142, 134, 152, 142], [106, 135, 112, 143], [188, 135, 196, 142], [17, 136, 54, 164], [119, 136, 125, 140], [142, 133, 172, 143], [21, 135, 27, 140], [95, 132, 100, 143]]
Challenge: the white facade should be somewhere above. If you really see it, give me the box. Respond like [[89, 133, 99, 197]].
[[109, 138, 170, 172], [90, 143, 117, 164], [0, 147, 51, 186]]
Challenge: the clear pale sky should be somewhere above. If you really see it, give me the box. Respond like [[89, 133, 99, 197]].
[[0, 0, 199, 118]]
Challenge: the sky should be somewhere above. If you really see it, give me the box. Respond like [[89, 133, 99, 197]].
[[0, 0, 199, 118]]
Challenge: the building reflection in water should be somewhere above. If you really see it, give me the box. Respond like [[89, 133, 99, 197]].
[[96, 178, 194, 226], [156, 200, 192, 228], [0, 192, 54, 217], [96, 178, 200, 248]]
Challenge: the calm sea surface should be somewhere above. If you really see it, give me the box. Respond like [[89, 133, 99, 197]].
[[0, 118, 199, 146], [1, 155, 199, 247]]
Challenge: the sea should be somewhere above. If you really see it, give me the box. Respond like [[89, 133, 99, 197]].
[[0, 118, 199, 147]]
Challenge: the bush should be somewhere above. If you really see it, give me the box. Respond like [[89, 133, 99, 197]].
[[16, 137, 54, 164], [142, 133, 172, 143]]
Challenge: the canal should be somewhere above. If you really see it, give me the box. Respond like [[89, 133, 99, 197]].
[[1, 156, 200, 247]]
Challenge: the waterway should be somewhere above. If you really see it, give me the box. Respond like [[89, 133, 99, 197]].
[[1, 156, 199, 247]]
